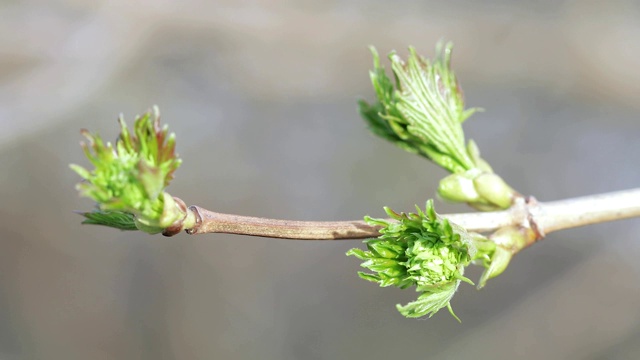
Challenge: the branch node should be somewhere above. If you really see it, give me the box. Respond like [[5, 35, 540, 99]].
[[525, 196, 546, 241]]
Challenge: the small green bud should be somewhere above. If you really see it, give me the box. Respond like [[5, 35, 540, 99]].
[[490, 225, 531, 252], [438, 170, 516, 210], [473, 173, 515, 209], [437, 173, 481, 203]]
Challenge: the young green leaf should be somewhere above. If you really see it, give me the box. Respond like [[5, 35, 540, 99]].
[[78, 209, 137, 230]]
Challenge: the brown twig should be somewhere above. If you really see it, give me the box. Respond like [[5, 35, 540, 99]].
[[185, 207, 379, 239], [175, 188, 640, 241]]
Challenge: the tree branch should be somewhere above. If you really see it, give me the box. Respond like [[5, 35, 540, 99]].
[[185, 208, 378, 239], [532, 188, 640, 234], [178, 188, 640, 241]]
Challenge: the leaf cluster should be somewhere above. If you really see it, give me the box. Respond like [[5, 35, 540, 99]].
[[359, 43, 480, 174], [360, 44, 517, 211], [70, 107, 184, 233], [347, 200, 476, 320]]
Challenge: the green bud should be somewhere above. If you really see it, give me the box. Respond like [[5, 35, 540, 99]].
[[473, 173, 515, 209], [490, 225, 532, 252], [437, 173, 481, 203], [438, 169, 515, 210]]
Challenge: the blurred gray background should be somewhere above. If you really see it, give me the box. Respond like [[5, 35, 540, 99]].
[[2, 0, 640, 359]]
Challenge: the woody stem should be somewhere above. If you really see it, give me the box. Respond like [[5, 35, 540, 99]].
[[176, 188, 640, 240]]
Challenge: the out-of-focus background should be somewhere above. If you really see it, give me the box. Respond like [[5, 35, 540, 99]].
[[2, 1, 640, 359]]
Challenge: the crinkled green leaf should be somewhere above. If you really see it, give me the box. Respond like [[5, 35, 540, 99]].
[[396, 281, 461, 321]]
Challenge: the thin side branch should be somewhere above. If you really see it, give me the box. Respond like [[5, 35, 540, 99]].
[[186, 206, 378, 239], [181, 188, 640, 240]]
